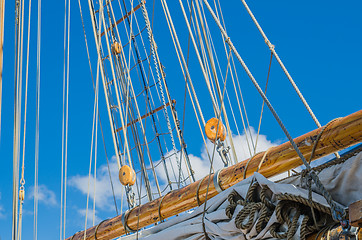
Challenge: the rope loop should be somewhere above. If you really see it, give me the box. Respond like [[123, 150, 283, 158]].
[[121, 210, 136, 233], [158, 192, 170, 222], [94, 219, 108, 240], [196, 176, 208, 206]]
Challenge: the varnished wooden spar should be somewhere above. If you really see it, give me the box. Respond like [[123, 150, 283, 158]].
[[67, 110, 362, 240]]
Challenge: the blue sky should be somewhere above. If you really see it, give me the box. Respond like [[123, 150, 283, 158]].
[[0, 0, 361, 239]]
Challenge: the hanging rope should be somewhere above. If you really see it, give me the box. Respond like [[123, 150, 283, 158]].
[[60, 0, 69, 238], [239, 0, 340, 159], [33, 0, 41, 238], [202, 0, 346, 224], [254, 52, 273, 155], [16, 0, 32, 239]]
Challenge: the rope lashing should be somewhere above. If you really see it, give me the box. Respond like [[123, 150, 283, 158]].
[[226, 180, 333, 239], [158, 192, 170, 222], [196, 176, 208, 206], [202, 0, 345, 224], [121, 210, 136, 233], [243, 147, 273, 180], [94, 219, 108, 240]]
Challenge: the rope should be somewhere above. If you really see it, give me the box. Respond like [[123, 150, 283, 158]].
[[17, 0, 33, 238], [203, 0, 346, 223], [225, 177, 335, 239], [60, 0, 69, 238], [254, 52, 273, 155], [33, 0, 41, 238], [243, 147, 273, 180]]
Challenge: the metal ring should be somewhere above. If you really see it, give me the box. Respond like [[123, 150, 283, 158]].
[[213, 169, 223, 193], [158, 192, 169, 222], [196, 176, 208, 206], [121, 210, 136, 233], [95, 219, 108, 240]]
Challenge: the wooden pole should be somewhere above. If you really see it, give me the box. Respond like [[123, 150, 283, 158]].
[[67, 110, 362, 240]]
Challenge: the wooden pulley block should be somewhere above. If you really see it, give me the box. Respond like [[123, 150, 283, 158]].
[[111, 42, 122, 55], [205, 117, 226, 143], [119, 165, 136, 186]]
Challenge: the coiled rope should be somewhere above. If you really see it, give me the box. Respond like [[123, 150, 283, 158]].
[[226, 181, 333, 239]]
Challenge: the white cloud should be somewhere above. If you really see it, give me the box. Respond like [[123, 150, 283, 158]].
[[156, 127, 277, 184], [0, 205, 5, 219], [77, 208, 102, 227], [68, 157, 124, 210], [0, 192, 5, 218], [28, 184, 57, 206], [69, 128, 277, 211]]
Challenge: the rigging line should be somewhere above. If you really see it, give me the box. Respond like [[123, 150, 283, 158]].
[[213, 0, 256, 155], [77, 0, 119, 215], [12, 0, 25, 236], [87, 0, 123, 174], [197, 0, 239, 164], [34, 0, 41, 238], [160, 0, 215, 171], [60, 0, 67, 237], [92, 63, 99, 226], [100, 0, 157, 203], [212, 0, 253, 158], [114, 2, 168, 198], [160, 0, 205, 125], [0, 0, 4, 138], [254, 52, 273, 155], [60, 0, 70, 238], [17, 0, 26, 237], [99, 0, 133, 171], [203, 0, 346, 219], [181, 0, 219, 116], [211, 0, 254, 157], [121, 0, 175, 191], [12, 0, 20, 235], [17, 0, 32, 238], [239, 0, 339, 159], [201, 58, 230, 233], [83, 61, 99, 238], [180, 0, 237, 165], [141, 0, 192, 184], [140, 1, 188, 187]]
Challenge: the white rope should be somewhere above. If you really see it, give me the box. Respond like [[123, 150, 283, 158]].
[[239, 0, 340, 158], [17, 0, 32, 238], [60, 0, 69, 238], [92, 65, 99, 226], [160, 0, 216, 172], [0, 0, 5, 138], [83, 59, 100, 238], [12, 0, 25, 238], [33, 0, 41, 238]]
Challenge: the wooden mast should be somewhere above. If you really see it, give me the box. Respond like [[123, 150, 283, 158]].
[[67, 110, 362, 240]]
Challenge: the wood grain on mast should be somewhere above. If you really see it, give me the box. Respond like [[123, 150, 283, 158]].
[[67, 110, 362, 240]]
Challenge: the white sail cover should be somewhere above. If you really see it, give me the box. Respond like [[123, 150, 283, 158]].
[[121, 150, 362, 240]]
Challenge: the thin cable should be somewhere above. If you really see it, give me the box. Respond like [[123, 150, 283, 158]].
[[60, 0, 69, 238], [0, 0, 5, 138], [239, 0, 339, 159], [203, 0, 345, 220], [17, 0, 32, 239], [34, 0, 41, 238], [254, 52, 273, 155]]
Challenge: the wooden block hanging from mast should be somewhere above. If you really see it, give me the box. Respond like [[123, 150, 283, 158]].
[[67, 110, 362, 240]]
